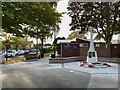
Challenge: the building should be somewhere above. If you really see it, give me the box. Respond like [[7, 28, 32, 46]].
[[57, 38, 120, 58], [57, 40, 80, 57]]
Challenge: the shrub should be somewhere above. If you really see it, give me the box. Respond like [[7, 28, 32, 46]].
[[43, 48, 52, 53]]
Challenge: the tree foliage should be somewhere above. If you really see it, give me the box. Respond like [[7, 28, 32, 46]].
[[67, 2, 120, 57], [10, 36, 33, 50], [2, 2, 62, 52], [53, 37, 65, 45], [67, 31, 87, 39], [2, 2, 61, 37]]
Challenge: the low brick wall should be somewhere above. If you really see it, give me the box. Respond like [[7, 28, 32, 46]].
[[24, 53, 38, 60], [49, 57, 86, 63], [49, 57, 120, 64], [98, 57, 120, 63]]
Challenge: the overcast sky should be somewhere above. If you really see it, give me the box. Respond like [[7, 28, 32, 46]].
[[46, 0, 73, 44], [56, 0, 72, 38]]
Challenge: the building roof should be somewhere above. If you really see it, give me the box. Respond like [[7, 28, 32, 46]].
[[57, 40, 72, 44], [94, 40, 106, 43], [57, 38, 106, 44], [76, 38, 90, 42], [76, 38, 106, 43]]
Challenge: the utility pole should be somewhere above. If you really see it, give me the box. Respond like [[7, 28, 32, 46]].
[[36, 29, 38, 55]]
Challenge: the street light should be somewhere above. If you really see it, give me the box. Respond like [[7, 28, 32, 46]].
[[53, 27, 56, 58], [52, 25, 58, 58], [35, 29, 38, 55]]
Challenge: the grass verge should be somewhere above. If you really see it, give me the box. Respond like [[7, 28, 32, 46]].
[[2, 57, 25, 64]]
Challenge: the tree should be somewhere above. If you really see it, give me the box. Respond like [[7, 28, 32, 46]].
[[10, 36, 33, 50], [2, 2, 62, 54], [10, 37, 21, 50], [2, 2, 61, 35], [67, 31, 87, 39], [67, 2, 120, 57], [53, 37, 65, 45]]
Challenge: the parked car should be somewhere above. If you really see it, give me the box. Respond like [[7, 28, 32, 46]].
[[43, 44, 52, 48], [24, 49, 29, 54], [17, 50, 25, 55], [30, 49, 40, 54], [4, 50, 17, 57], [12, 50, 18, 55], [30, 49, 39, 52]]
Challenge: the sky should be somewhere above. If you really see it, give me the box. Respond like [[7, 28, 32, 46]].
[[46, 0, 73, 44], [56, 0, 72, 38]]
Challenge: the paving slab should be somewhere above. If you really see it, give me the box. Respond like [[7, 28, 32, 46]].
[[1, 59, 90, 88], [1, 57, 119, 89], [64, 62, 118, 74], [63, 61, 119, 88], [87, 74, 118, 88]]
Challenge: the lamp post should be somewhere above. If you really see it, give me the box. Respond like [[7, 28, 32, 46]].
[[36, 29, 38, 55], [2, 40, 10, 61], [87, 27, 98, 63], [53, 27, 56, 58]]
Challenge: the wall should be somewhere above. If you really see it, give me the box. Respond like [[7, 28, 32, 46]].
[[95, 43, 106, 57], [79, 46, 89, 57], [60, 43, 80, 57], [57, 42, 120, 58], [110, 44, 120, 58]]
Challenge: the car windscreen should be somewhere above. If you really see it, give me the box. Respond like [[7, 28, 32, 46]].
[[7, 51, 13, 53]]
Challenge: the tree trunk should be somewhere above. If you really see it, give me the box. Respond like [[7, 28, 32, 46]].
[[41, 38, 44, 52], [40, 38, 44, 58], [105, 41, 111, 58], [15, 46, 18, 51]]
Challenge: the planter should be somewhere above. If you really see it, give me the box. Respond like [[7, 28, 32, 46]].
[[41, 53, 44, 58], [51, 54, 55, 58], [24, 53, 38, 60]]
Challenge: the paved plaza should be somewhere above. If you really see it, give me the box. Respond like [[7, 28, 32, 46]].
[[0, 57, 119, 89]]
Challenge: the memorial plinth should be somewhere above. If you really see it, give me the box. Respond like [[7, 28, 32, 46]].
[[80, 27, 111, 68], [87, 27, 98, 63]]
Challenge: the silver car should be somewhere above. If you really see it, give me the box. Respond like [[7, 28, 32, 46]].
[[4, 50, 17, 57]]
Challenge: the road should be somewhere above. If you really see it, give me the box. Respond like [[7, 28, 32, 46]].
[[1, 57, 91, 88]]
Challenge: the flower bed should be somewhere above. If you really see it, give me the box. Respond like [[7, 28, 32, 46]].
[[2, 57, 25, 64], [88, 64, 94, 68]]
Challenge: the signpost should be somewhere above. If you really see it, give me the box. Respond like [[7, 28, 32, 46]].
[[2, 40, 10, 61]]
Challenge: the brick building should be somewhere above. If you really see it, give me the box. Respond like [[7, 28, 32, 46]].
[[57, 38, 120, 58]]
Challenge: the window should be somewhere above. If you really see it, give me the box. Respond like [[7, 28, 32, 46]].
[[64, 45, 71, 50], [79, 43, 88, 47], [95, 44, 100, 47]]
